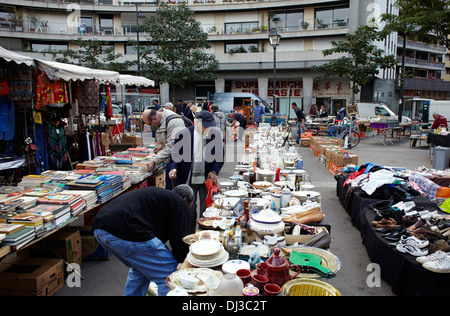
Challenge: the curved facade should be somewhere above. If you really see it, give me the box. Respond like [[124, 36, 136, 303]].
[[0, 0, 402, 115]]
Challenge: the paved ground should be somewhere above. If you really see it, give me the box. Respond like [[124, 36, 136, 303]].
[[56, 130, 431, 296]]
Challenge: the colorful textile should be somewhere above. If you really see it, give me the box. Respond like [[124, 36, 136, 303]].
[[36, 73, 55, 109], [77, 80, 99, 115], [6, 64, 32, 101], [47, 120, 68, 169]]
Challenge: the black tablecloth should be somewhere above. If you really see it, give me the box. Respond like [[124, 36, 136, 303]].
[[336, 174, 450, 296], [427, 133, 450, 147]]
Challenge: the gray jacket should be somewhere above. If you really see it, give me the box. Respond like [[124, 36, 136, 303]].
[[153, 109, 188, 166]]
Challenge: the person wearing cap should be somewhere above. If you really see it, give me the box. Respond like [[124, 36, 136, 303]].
[[168, 110, 224, 231], [431, 112, 448, 130]]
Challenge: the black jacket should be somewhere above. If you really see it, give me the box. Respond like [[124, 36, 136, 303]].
[[92, 187, 192, 263]]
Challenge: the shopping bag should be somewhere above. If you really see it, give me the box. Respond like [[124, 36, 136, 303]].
[[205, 179, 219, 208]]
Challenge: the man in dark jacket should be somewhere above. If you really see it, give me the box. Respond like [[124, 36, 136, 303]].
[[92, 185, 194, 296], [168, 111, 224, 231]]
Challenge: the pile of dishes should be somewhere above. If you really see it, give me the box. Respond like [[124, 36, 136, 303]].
[[186, 239, 229, 268]]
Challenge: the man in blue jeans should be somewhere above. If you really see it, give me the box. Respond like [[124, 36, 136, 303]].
[[92, 185, 195, 296], [292, 102, 305, 144]]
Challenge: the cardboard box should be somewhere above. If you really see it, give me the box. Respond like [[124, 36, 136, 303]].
[[78, 226, 110, 261], [0, 257, 64, 296], [28, 229, 82, 275], [148, 170, 165, 188], [300, 139, 310, 147]]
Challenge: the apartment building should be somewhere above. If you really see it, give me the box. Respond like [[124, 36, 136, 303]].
[[0, 0, 414, 115]]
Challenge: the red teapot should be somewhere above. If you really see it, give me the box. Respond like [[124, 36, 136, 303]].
[[265, 248, 301, 286]]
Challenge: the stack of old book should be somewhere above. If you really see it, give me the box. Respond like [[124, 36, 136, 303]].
[[96, 174, 123, 203], [17, 174, 51, 188], [21, 203, 72, 235], [3, 195, 39, 211], [0, 223, 35, 251], [59, 189, 97, 210], [37, 192, 86, 217]]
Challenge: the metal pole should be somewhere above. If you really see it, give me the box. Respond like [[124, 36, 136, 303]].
[[398, 32, 406, 123], [136, 3, 141, 75], [273, 45, 277, 112]]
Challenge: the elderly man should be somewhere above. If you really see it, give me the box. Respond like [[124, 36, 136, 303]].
[[168, 111, 224, 232], [142, 107, 189, 189], [92, 184, 195, 296], [431, 112, 448, 130]]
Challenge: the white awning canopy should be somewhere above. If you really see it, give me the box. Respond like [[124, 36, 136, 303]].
[[118, 74, 155, 87], [0, 46, 35, 67], [35, 59, 120, 83]]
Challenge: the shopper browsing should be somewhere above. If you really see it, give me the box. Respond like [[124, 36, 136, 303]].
[[92, 185, 195, 296], [142, 107, 190, 189], [168, 111, 224, 232]]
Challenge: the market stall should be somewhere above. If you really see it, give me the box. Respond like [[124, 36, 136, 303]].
[[335, 165, 450, 296]]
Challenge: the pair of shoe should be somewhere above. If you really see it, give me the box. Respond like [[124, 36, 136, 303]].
[[416, 250, 450, 273], [371, 218, 399, 229], [384, 227, 406, 241], [396, 235, 429, 257]]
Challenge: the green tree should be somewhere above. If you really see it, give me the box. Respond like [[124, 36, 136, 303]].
[[311, 23, 397, 104], [44, 38, 135, 73], [139, 3, 219, 102], [383, 0, 450, 51]]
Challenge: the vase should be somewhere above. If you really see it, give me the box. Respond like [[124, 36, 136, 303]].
[[217, 273, 244, 296]]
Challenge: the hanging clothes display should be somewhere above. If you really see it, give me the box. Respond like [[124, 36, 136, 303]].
[[36, 72, 55, 109], [51, 80, 68, 106], [77, 79, 100, 115], [76, 128, 102, 162], [6, 64, 32, 101], [105, 84, 113, 121], [32, 119, 49, 174], [0, 96, 15, 141], [47, 119, 69, 169]]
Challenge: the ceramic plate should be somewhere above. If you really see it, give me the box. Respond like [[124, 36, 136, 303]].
[[166, 268, 224, 294], [252, 181, 273, 189], [281, 278, 341, 296], [280, 246, 341, 279], [221, 260, 251, 275], [224, 190, 248, 198], [190, 240, 223, 257], [187, 249, 229, 268]]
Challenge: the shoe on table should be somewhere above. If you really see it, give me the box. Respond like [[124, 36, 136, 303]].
[[416, 250, 448, 265], [372, 218, 399, 229], [422, 253, 450, 273], [396, 236, 429, 257]]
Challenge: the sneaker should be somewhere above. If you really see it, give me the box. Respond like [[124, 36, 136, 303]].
[[396, 237, 429, 257], [416, 250, 448, 264], [397, 234, 429, 248], [422, 253, 450, 273]]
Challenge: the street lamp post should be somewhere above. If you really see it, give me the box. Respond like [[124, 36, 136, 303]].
[[268, 28, 281, 114]]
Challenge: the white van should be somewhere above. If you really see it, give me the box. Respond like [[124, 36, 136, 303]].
[[355, 102, 412, 123], [212, 93, 274, 115], [403, 98, 450, 124]]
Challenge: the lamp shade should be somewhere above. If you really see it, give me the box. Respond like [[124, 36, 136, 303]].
[[268, 29, 281, 47]]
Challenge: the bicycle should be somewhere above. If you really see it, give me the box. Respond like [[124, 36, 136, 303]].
[[314, 117, 360, 149]]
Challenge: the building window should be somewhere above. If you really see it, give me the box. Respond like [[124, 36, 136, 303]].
[[80, 17, 93, 34], [269, 11, 305, 32], [31, 43, 68, 53], [126, 43, 157, 55], [225, 43, 259, 54], [99, 14, 114, 35], [315, 6, 349, 29], [225, 22, 259, 34]]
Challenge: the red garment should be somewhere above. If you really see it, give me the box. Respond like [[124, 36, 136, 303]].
[[35, 73, 55, 109], [431, 115, 448, 129], [105, 84, 113, 120], [343, 168, 366, 187]]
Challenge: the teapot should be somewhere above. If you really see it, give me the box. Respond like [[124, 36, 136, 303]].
[[265, 248, 301, 286]]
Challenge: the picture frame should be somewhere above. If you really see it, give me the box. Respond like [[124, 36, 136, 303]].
[[346, 104, 359, 116]]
